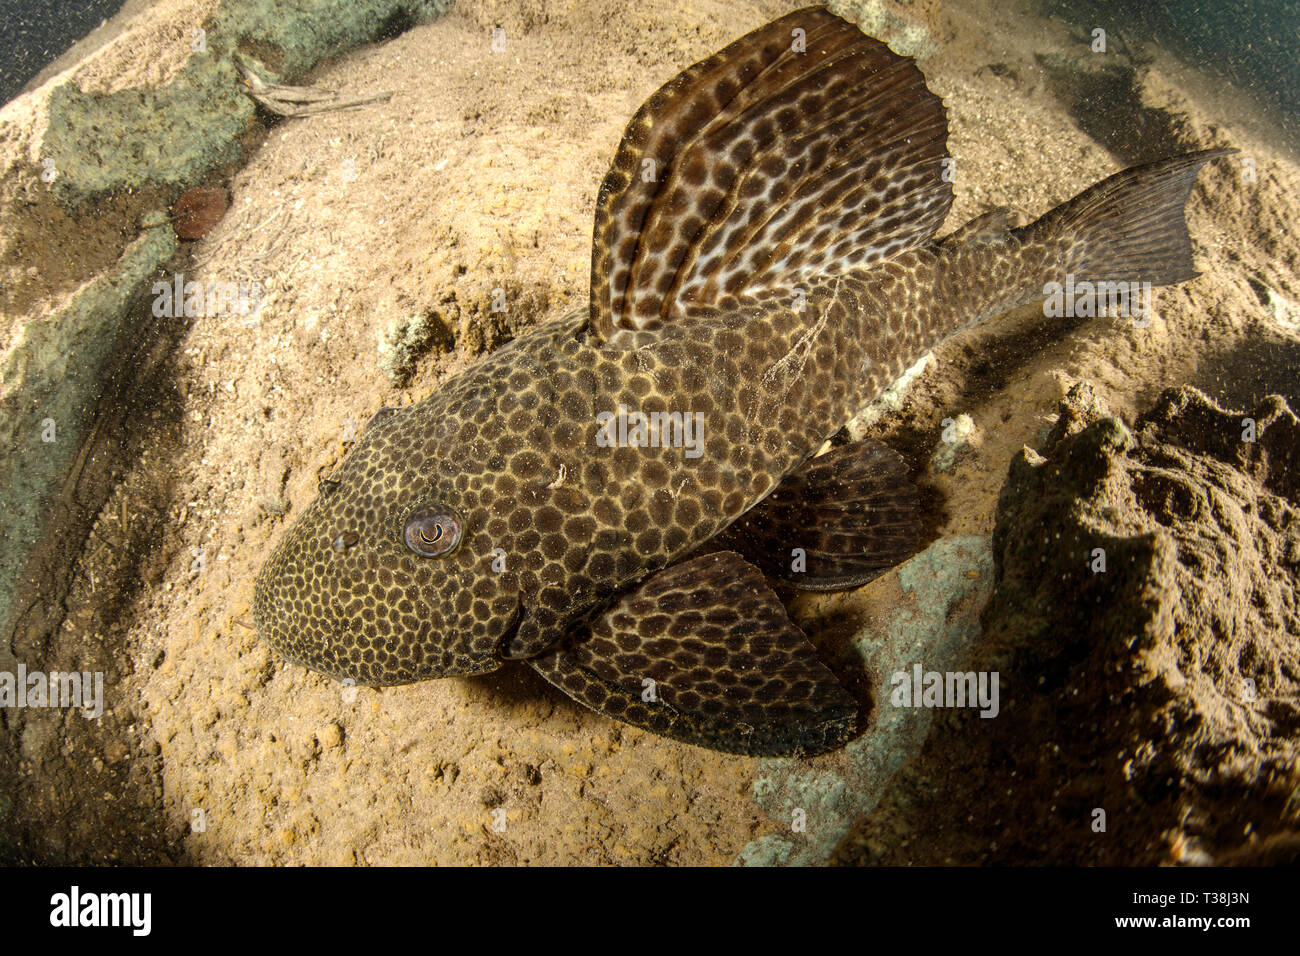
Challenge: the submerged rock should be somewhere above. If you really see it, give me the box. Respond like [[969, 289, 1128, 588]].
[[837, 382, 1300, 864]]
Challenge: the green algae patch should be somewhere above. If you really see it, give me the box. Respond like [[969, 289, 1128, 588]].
[[214, 0, 452, 80], [828, 0, 944, 60], [43, 56, 252, 206]]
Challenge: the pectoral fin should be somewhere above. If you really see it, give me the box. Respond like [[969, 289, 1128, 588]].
[[526, 551, 857, 756], [709, 438, 920, 590]]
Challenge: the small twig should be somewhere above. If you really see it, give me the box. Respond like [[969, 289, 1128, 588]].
[[236, 54, 393, 118]]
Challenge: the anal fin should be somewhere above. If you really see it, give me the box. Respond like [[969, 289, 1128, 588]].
[[526, 551, 857, 756], [709, 438, 921, 590]]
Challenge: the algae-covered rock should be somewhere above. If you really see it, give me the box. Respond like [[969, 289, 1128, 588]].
[[828, 0, 948, 59], [742, 535, 994, 867], [0, 0, 454, 649], [42, 58, 253, 206], [214, 0, 451, 79], [0, 227, 176, 647], [986, 383, 1299, 862]]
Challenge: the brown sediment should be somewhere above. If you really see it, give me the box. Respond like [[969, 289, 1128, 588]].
[[172, 187, 229, 240]]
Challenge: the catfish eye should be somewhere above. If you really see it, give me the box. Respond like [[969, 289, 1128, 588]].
[[403, 508, 462, 557]]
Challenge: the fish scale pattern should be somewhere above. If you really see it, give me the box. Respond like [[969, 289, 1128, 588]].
[[254, 3, 1227, 753], [254, 217, 1046, 685]]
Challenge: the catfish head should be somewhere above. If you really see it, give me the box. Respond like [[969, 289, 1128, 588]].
[[252, 371, 541, 685]]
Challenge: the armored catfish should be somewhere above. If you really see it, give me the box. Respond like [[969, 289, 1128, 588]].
[[253, 5, 1230, 755]]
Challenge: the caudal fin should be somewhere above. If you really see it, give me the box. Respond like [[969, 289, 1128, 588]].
[[1027, 148, 1234, 286]]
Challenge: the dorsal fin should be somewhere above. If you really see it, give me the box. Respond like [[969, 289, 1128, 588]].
[[588, 5, 952, 343]]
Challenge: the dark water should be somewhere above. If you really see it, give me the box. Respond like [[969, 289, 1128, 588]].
[[3, 0, 1297, 125], [0, 0, 128, 105], [1045, 0, 1300, 131]]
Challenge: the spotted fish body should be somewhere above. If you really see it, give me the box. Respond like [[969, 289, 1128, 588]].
[[254, 6, 1228, 755]]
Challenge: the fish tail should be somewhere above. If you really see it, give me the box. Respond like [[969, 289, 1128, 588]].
[[1025, 148, 1234, 286]]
